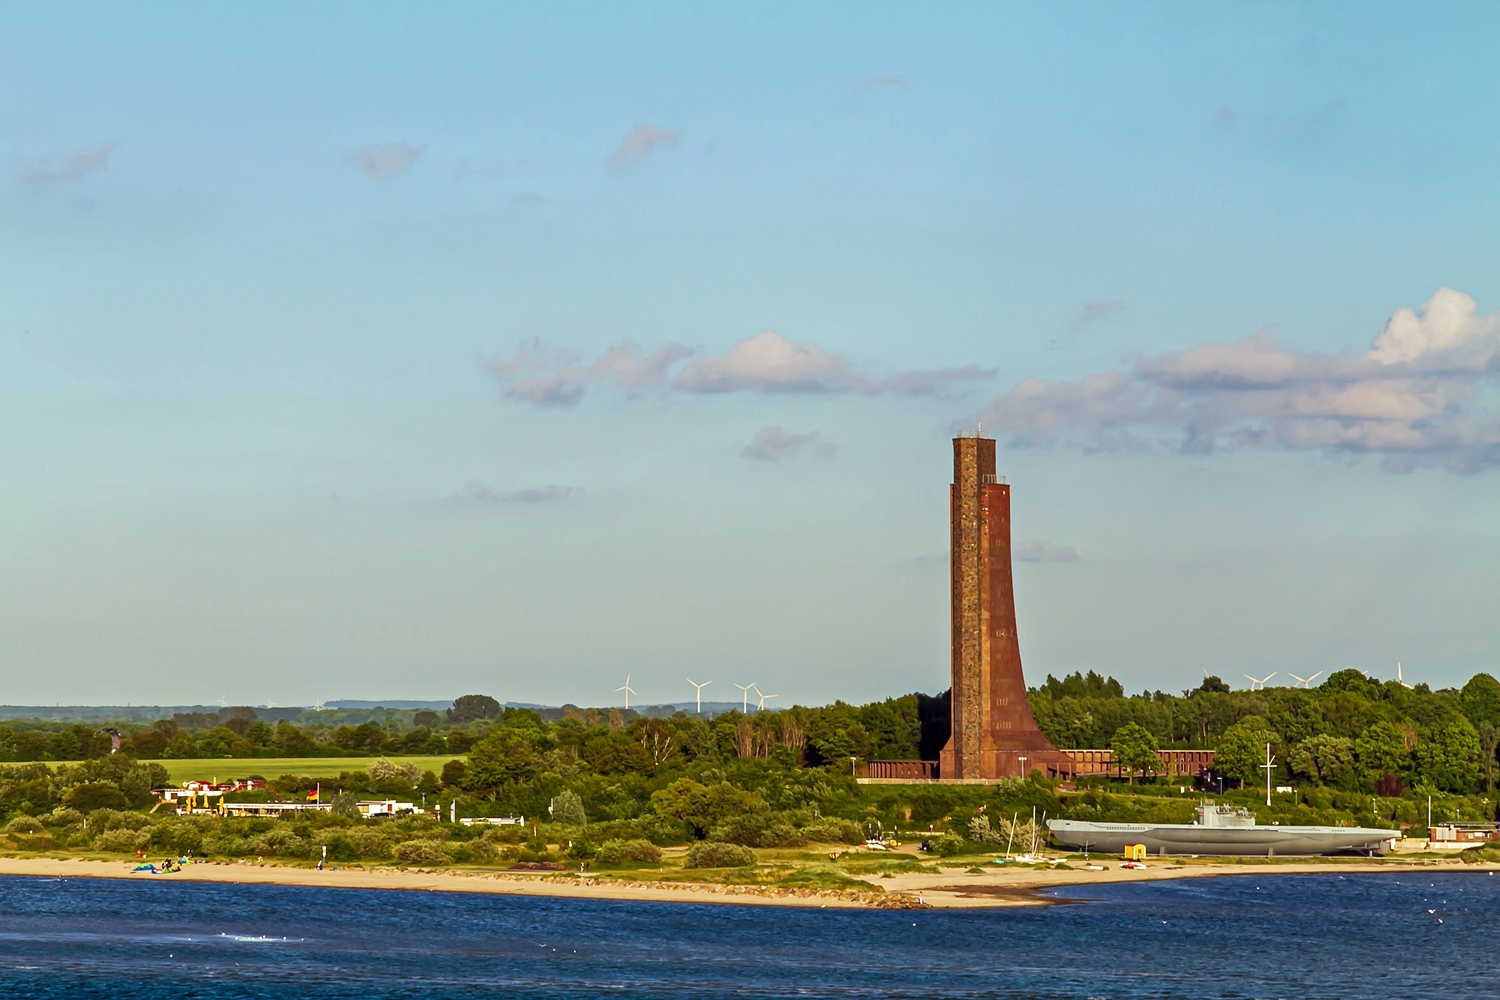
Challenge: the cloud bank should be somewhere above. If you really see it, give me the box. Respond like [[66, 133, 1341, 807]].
[[21, 142, 122, 184], [487, 331, 993, 407], [1013, 540, 1080, 562], [1071, 298, 1126, 332], [456, 481, 572, 503], [742, 426, 817, 461], [975, 288, 1500, 472], [608, 125, 679, 168], [345, 143, 425, 177], [854, 74, 909, 97]]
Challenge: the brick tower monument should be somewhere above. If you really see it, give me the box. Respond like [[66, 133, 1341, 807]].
[[939, 435, 1068, 780]]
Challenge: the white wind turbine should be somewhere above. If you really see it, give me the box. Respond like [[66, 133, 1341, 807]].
[[733, 683, 754, 713], [1242, 672, 1277, 690], [687, 678, 712, 714], [218, 694, 228, 709], [756, 690, 778, 711], [615, 675, 637, 710], [1397, 662, 1413, 689], [1288, 671, 1323, 689]]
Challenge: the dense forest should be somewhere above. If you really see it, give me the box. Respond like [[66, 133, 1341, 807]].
[[2, 671, 1498, 865], [2, 673, 1496, 800]]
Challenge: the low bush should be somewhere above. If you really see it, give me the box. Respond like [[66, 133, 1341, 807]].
[[595, 839, 662, 865], [683, 841, 756, 869], [44, 807, 84, 828], [799, 819, 864, 846], [931, 834, 965, 857], [394, 839, 448, 866], [93, 827, 151, 853], [5, 816, 44, 834]]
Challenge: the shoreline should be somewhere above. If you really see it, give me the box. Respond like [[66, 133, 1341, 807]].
[[0, 855, 1491, 909]]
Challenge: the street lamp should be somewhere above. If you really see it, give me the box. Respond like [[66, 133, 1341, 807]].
[[849, 756, 858, 777], [1018, 755, 1028, 779]]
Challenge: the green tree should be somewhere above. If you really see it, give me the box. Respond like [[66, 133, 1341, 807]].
[[1460, 674, 1500, 728], [1109, 722, 1160, 783], [331, 791, 360, 819], [1415, 720, 1481, 793], [1214, 716, 1279, 789], [650, 778, 763, 840], [464, 733, 542, 797], [550, 788, 587, 826], [1355, 720, 1411, 783], [1479, 722, 1498, 794], [448, 695, 501, 725], [1287, 734, 1355, 787]]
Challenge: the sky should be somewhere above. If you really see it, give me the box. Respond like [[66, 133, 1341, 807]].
[[2, 2, 1498, 708]]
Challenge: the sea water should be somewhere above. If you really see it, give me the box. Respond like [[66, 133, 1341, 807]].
[[0, 871, 1490, 998]]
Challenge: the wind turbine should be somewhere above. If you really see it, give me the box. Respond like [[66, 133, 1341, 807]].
[[733, 683, 754, 713], [1242, 672, 1277, 690], [218, 694, 227, 709], [1397, 662, 1412, 689], [687, 678, 712, 714], [615, 675, 637, 710], [1288, 671, 1323, 689], [756, 690, 778, 711]]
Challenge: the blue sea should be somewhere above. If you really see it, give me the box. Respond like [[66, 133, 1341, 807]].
[[0, 872, 1490, 998]]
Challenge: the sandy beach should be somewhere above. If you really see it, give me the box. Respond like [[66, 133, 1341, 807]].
[[0, 854, 1491, 910]]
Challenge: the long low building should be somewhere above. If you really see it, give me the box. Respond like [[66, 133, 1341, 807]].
[[223, 801, 332, 817], [864, 748, 1215, 782]]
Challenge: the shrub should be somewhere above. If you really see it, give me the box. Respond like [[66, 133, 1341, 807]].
[[350, 828, 393, 859], [932, 834, 965, 857], [683, 841, 756, 869], [88, 809, 152, 832], [800, 819, 864, 845], [63, 783, 129, 812], [394, 839, 448, 866], [318, 833, 357, 862], [93, 828, 151, 853], [596, 839, 662, 865], [5, 816, 44, 834], [44, 808, 84, 828], [251, 829, 311, 858]]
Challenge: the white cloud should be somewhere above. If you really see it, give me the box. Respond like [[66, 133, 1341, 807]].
[[345, 143, 425, 178], [675, 331, 994, 396], [608, 124, 680, 168], [975, 288, 1500, 472], [20, 142, 122, 183], [1071, 298, 1126, 332], [1014, 540, 1080, 562], [742, 426, 818, 461], [485, 340, 694, 408], [854, 74, 909, 97], [675, 331, 853, 393], [488, 331, 993, 406], [456, 481, 572, 503]]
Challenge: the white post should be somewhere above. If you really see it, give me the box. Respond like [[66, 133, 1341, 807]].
[[1259, 742, 1276, 807]]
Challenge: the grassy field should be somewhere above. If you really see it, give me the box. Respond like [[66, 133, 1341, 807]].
[[154, 756, 463, 783]]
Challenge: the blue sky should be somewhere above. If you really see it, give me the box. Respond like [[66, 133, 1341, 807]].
[[2, 2, 1497, 707]]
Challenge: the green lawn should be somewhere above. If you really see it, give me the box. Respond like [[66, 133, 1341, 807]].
[[154, 756, 463, 783]]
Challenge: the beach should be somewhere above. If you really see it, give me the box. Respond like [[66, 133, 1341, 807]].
[[1, 853, 1490, 909]]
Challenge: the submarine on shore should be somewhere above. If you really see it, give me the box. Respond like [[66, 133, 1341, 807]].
[[1047, 802, 1397, 857]]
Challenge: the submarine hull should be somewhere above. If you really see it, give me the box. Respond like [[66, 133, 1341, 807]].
[[1047, 819, 1396, 857]]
